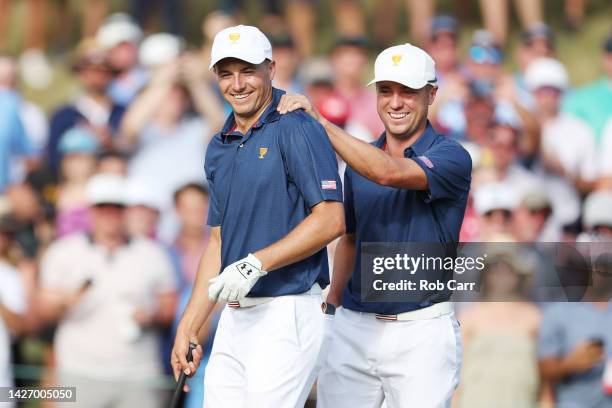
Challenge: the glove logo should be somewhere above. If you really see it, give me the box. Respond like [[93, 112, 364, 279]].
[[238, 262, 254, 278]]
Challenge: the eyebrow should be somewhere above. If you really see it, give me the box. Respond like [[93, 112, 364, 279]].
[[217, 65, 257, 75]]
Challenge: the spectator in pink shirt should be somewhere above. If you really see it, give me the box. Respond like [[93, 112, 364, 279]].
[[331, 36, 384, 137]]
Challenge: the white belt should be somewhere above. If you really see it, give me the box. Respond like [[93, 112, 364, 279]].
[[227, 283, 323, 309], [374, 302, 453, 321]]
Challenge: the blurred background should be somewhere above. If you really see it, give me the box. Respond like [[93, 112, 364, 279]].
[[1, 0, 612, 407]]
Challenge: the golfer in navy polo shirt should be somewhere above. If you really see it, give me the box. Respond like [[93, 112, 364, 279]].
[[279, 43, 472, 407], [171, 25, 345, 407]]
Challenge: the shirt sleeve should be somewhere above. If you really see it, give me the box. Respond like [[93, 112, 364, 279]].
[[5, 95, 33, 158], [537, 304, 565, 358], [278, 113, 343, 208], [412, 140, 472, 203], [344, 168, 356, 234]]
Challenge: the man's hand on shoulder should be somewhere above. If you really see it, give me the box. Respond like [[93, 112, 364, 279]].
[[277, 93, 325, 124], [208, 253, 267, 302]]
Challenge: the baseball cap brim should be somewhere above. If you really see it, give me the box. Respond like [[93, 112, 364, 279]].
[[209, 52, 267, 70], [367, 75, 435, 89]]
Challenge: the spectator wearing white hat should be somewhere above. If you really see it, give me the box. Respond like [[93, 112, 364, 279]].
[[526, 57, 599, 228], [527, 58, 598, 191], [97, 13, 148, 107], [473, 182, 518, 241], [579, 191, 612, 241], [38, 173, 177, 408], [124, 177, 165, 240]]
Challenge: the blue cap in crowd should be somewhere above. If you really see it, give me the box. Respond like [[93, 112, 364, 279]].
[[431, 15, 459, 39], [58, 127, 100, 155]]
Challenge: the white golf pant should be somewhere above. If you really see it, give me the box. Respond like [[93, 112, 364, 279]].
[[203, 291, 328, 408], [317, 307, 462, 408]]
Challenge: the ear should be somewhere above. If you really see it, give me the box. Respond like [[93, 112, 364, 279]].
[[428, 85, 438, 106], [267, 60, 276, 81]]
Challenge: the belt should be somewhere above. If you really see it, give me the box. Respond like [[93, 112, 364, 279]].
[[227, 284, 323, 309], [374, 302, 453, 321]]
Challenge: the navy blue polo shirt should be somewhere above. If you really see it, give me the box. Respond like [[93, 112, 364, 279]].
[[205, 88, 342, 297], [343, 122, 472, 314]]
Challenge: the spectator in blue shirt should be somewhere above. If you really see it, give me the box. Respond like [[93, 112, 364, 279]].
[[171, 25, 344, 407], [539, 302, 612, 408], [279, 43, 472, 407], [0, 89, 33, 192]]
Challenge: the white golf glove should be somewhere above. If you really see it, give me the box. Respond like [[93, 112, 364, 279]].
[[208, 253, 267, 302]]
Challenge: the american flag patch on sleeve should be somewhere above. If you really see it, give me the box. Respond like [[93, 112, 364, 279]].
[[417, 156, 434, 169], [321, 180, 337, 190]]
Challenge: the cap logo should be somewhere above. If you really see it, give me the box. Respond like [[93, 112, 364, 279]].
[[229, 33, 240, 43], [391, 54, 403, 66]]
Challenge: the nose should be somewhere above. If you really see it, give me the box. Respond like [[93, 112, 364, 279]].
[[231, 73, 246, 92], [389, 92, 403, 110]]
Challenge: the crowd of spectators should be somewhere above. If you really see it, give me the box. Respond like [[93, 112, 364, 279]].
[[1, 1, 611, 407]]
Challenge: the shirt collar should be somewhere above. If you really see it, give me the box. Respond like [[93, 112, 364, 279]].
[[220, 87, 285, 138], [375, 121, 438, 157]]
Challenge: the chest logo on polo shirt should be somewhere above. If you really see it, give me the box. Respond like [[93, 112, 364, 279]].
[[229, 33, 240, 43], [258, 147, 268, 159], [392, 54, 403, 66]]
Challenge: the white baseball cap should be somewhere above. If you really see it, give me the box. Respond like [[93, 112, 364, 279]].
[[139, 33, 184, 68], [86, 173, 126, 206], [209, 25, 272, 70], [368, 43, 437, 89], [96, 13, 142, 50], [473, 183, 518, 215], [583, 191, 612, 228], [124, 178, 166, 211], [524, 57, 569, 91]]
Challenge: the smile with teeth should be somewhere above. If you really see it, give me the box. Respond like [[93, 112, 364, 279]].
[[389, 112, 409, 119], [232, 93, 251, 100]]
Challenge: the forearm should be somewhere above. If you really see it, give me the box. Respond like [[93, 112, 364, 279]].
[[321, 118, 392, 180], [177, 231, 221, 337], [36, 291, 76, 324], [320, 119, 427, 188], [512, 101, 540, 157], [188, 80, 225, 132], [119, 84, 169, 148], [254, 201, 345, 272], [539, 358, 576, 381], [328, 234, 356, 301]]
